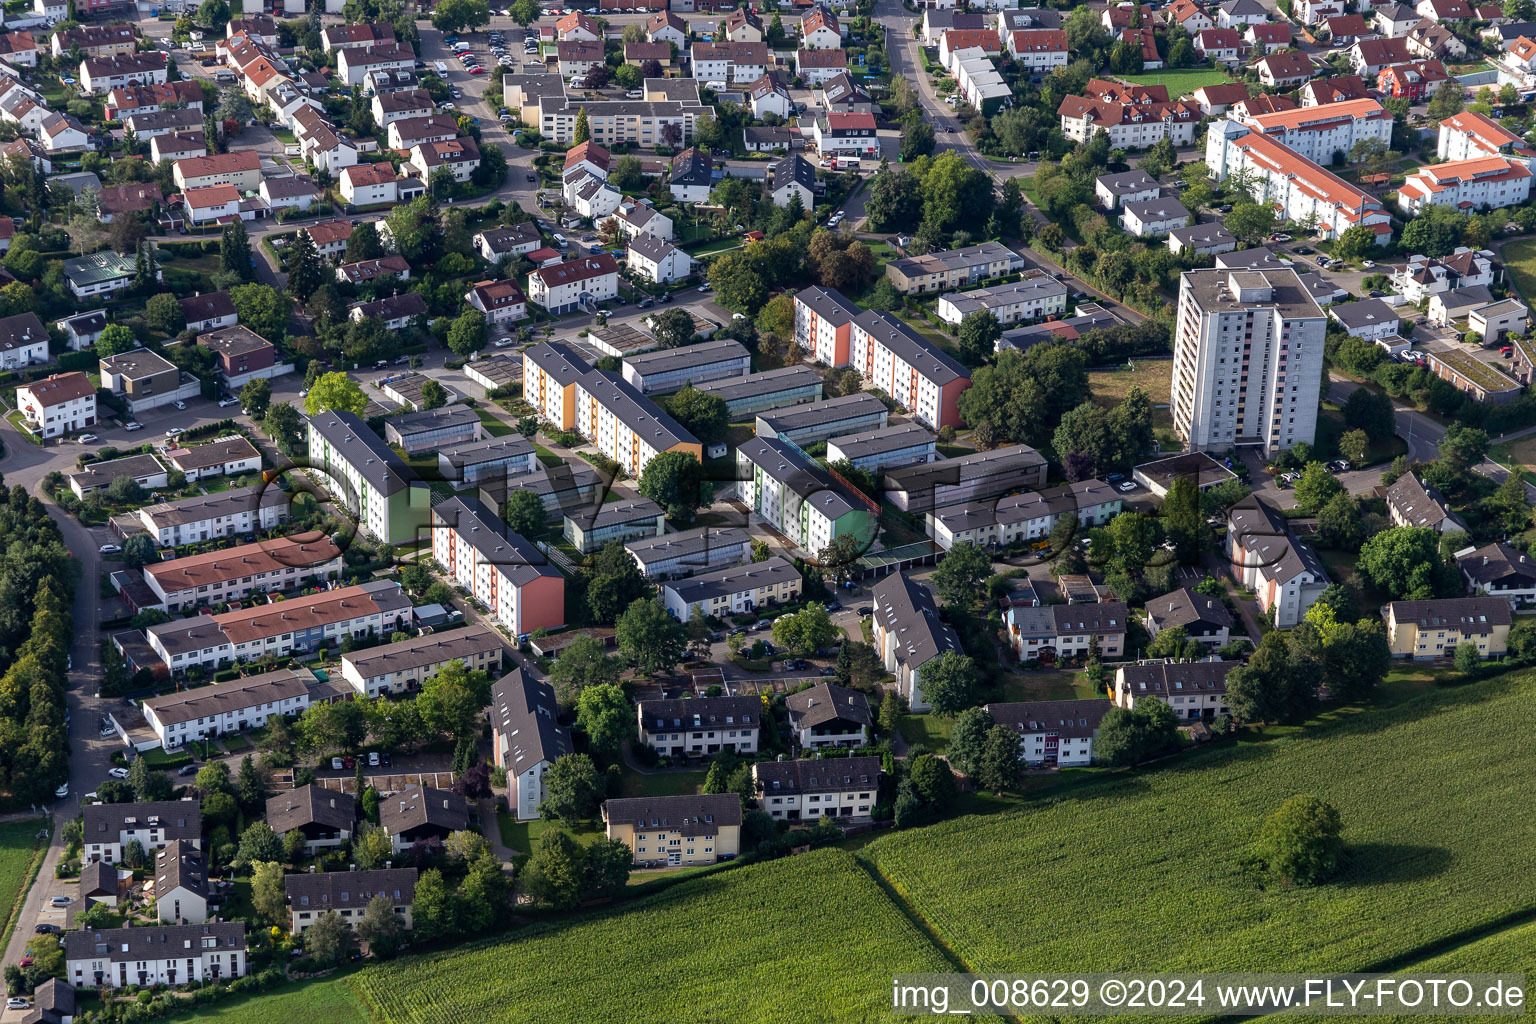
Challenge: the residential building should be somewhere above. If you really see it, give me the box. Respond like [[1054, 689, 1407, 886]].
[[464, 279, 529, 325], [474, 222, 543, 262], [1350, 35, 1412, 76], [885, 241, 1026, 295], [736, 435, 876, 553], [64, 250, 151, 299], [796, 48, 848, 85], [785, 683, 872, 749], [1427, 347, 1523, 402], [1169, 268, 1328, 456], [1144, 587, 1233, 647], [82, 800, 201, 864], [556, 10, 602, 41], [430, 496, 564, 637], [1300, 74, 1371, 106], [622, 338, 750, 395], [1386, 472, 1468, 533], [1192, 82, 1253, 116], [143, 536, 342, 611], [926, 480, 1122, 550], [53, 24, 135, 58], [1398, 156, 1533, 214], [812, 112, 879, 158], [745, 72, 792, 120], [574, 369, 703, 478], [1438, 110, 1536, 165], [871, 572, 963, 711], [198, 327, 284, 388], [266, 786, 356, 855], [16, 372, 96, 438], [340, 162, 416, 206], [172, 151, 261, 192], [385, 112, 457, 150], [755, 391, 890, 446], [659, 557, 803, 620], [988, 699, 1113, 766], [1120, 196, 1191, 237], [1195, 27, 1243, 61], [521, 340, 591, 431], [1255, 51, 1316, 88], [824, 423, 937, 473], [321, 22, 394, 51], [1458, 540, 1536, 606], [527, 254, 619, 315], [1236, 97, 1393, 164], [80, 52, 167, 94], [794, 284, 863, 365], [379, 786, 468, 853], [603, 794, 741, 867], [637, 696, 761, 757], [645, 10, 689, 46], [1168, 223, 1239, 256], [936, 277, 1068, 326], [60, 310, 107, 350], [1385, 596, 1511, 658], [0, 312, 48, 369], [335, 44, 413, 87], [690, 40, 769, 83], [1378, 58, 1450, 98], [340, 627, 504, 700], [1469, 298, 1529, 342], [1008, 28, 1069, 71], [67, 453, 170, 500], [65, 923, 243, 990], [1224, 493, 1330, 627], [562, 497, 665, 554], [884, 444, 1048, 513], [1329, 297, 1402, 340], [145, 580, 412, 672], [302, 220, 354, 260], [1131, 450, 1239, 497], [436, 435, 537, 488], [626, 234, 696, 284], [1248, 21, 1293, 46], [1113, 660, 1235, 719], [624, 526, 752, 579], [141, 669, 312, 746], [1093, 169, 1161, 209], [490, 668, 570, 821], [1392, 249, 1499, 303], [668, 145, 714, 202], [1006, 601, 1130, 663], [285, 868, 416, 934], [752, 756, 879, 821], [179, 291, 237, 334], [405, 138, 480, 185], [693, 365, 823, 419], [306, 410, 432, 545], [1375, 2, 1422, 34], [1057, 78, 1202, 147], [351, 292, 428, 331]]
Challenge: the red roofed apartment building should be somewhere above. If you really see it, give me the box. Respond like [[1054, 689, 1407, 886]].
[[1236, 97, 1393, 164], [1438, 110, 1536, 169], [1206, 119, 1394, 245], [1007, 29, 1068, 72], [1057, 78, 1200, 147], [1398, 157, 1534, 214], [526, 254, 619, 315], [1299, 73, 1371, 106], [1377, 59, 1450, 100]]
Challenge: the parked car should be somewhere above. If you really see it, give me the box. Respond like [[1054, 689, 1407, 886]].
[[108, 767, 129, 779], [78, 433, 98, 443], [124, 421, 143, 431], [173, 400, 187, 410], [98, 544, 121, 555], [7, 997, 29, 1010], [218, 396, 238, 407], [1117, 480, 1137, 492], [331, 757, 343, 770], [49, 896, 72, 907], [166, 426, 185, 436], [369, 751, 380, 766], [34, 923, 57, 934], [178, 763, 199, 776], [343, 756, 356, 768]]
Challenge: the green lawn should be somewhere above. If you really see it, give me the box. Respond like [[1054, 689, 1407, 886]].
[[139, 746, 193, 769], [617, 768, 708, 799], [159, 976, 370, 1024], [496, 812, 603, 857], [473, 406, 513, 437], [0, 820, 45, 955], [1504, 237, 1536, 305], [897, 713, 953, 751], [1118, 67, 1235, 94], [990, 669, 1105, 702]]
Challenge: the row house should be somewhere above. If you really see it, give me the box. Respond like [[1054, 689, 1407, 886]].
[[126, 107, 202, 141], [753, 756, 879, 820], [660, 557, 802, 621], [926, 479, 1121, 550], [939, 28, 1002, 71], [989, 699, 1112, 766], [66, 924, 243, 990], [128, 485, 290, 548], [430, 496, 565, 638], [1237, 97, 1393, 165], [936, 276, 1068, 325], [637, 696, 760, 758], [145, 580, 413, 673], [1205, 120, 1394, 245], [386, 112, 458, 150], [341, 625, 505, 698], [141, 669, 312, 747], [1007, 601, 1130, 663], [142, 535, 343, 612], [1397, 156, 1533, 214], [83, 800, 201, 865], [1113, 660, 1235, 720]]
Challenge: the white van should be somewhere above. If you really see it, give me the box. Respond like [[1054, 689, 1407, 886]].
[[553, 233, 569, 249], [435, 60, 448, 74]]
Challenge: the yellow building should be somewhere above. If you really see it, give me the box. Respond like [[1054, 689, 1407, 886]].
[[603, 794, 741, 867], [1385, 596, 1511, 660]]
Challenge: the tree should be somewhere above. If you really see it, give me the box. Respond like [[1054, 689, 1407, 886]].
[[546, 633, 621, 704], [511, 0, 540, 25], [573, 106, 591, 145], [584, 540, 652, 624], [575, 683, 635, 755], [976, 723, 1026, 794], [235, 821, 281, 867], [649, 307, 695, 349], [304, 372, 367, 416], [1293, 462, 1343, 514], [145, 292, 185, 334], [447, 309, 489, 357], [305, 910, 355, 966], [919, 650, 979, 717], [956, 310, 1001, 366], [96, 324, 135, 358], [958, 344, 1089, 449], [410, 868, 458, 942], [1338, 429, 1370, 466], [1316, 492, 1365, 550], [665, 387, 728, 445], [418, 662, 484, 740], [501, 488, 546, 542], [541, 753, 603, 823], [220, 219, 255, 282], [1331, 224, 1377, 263], [1160, 476, 1204, 564], [901, 119, 935, 161], [615, 598, 687, 677], [352, 825, 394, 871], [945, 707, 994, 777], [1095, 697, 1180, 766], [120, 533, 160, 571], [432, 0, 491, 34], [639, 450, 706, 526], [522, 830, 587, 909], [1225, 201, 1276, 247], [357, 892, 404, 958], [1438, 423, 1488, 473], [932, 542, 991, 609], [1253, 794, 1344, 887], [1357, 526, 1457, 600], [770, 604, 839, 657], [230, 284, 290, 341], [237, 754, 266, 808], [1224, 629, 1318, 725], [1426, 81, 1464, 121], [265, 402, 303, 455], [285, 225, 324, 302], [418, 379, 448, 410], [345, 221, 386, 262], [584, 838, 633, 897], [240, 378, 272, 419], [251, 861, 287, 924]]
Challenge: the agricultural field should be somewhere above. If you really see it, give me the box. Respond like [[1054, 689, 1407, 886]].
[[161, 978, 370, 1024], [867, 673, 1536, 979], [1503, 237, 1536, 305], [1376, 921, 1536, 1024], [347, 849, 953, 1023], [0, 820, 43, 948]]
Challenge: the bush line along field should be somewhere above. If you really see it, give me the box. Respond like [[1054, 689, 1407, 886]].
[[169, 675, 1536, 1024]]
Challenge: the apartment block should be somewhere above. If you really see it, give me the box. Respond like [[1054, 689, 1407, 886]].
[[637, 696, 761, 757], [431, 497, 564, 638], [341, 625, 505, 698], [305, 410, 432, 545], [603, 794, 742, 867], [141, 669, 312, 747], [142, 535, 344, 611], [1113, 660, 1235, 720], [491, 668, 570, 820], [659, 556, 803, 620], [871, 572, 962, 713], [1385, 596, 1511, 659], [736, 435, 876, 554], [752, 755, 880, 821], [847, 310, 972, 430]]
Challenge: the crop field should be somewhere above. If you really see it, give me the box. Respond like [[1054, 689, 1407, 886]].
[[867, 674, 1536, 979], [1504, 238, 1536, 305], [1376, 921, 1536, 1024], [349, 849, 953, 1023]]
